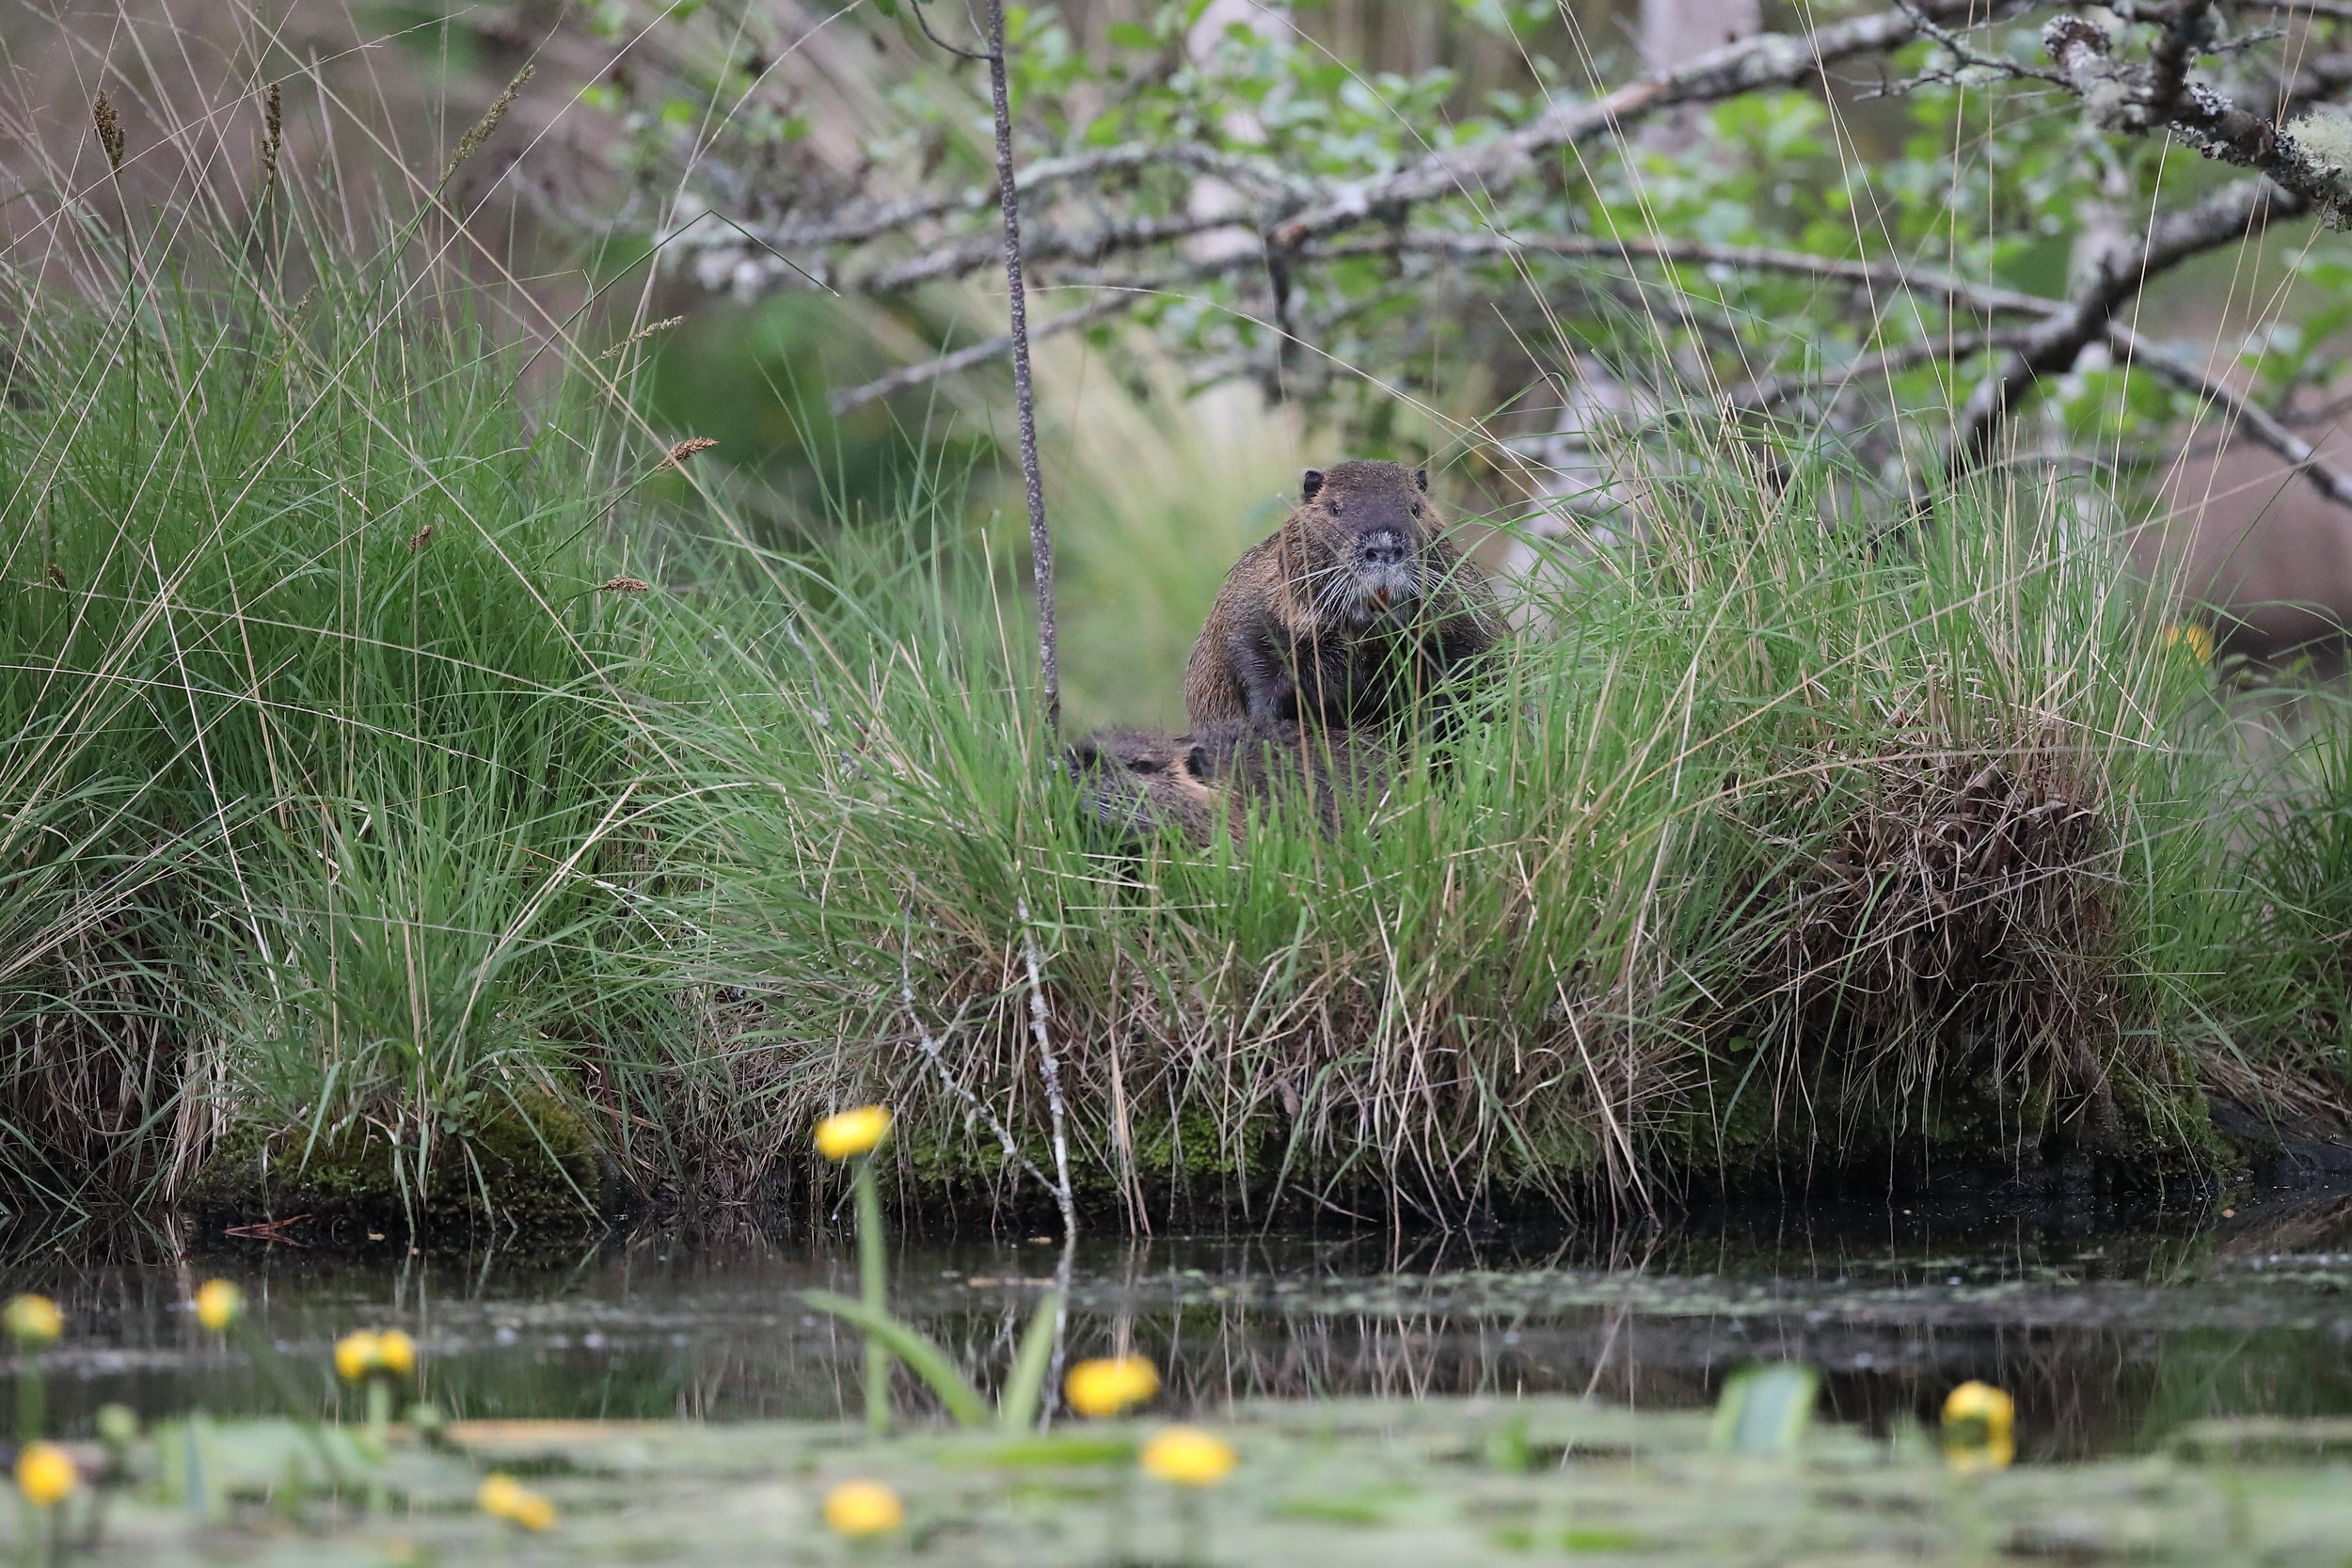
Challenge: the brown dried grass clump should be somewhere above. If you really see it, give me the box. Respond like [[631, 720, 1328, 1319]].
[[1716, 729, 2160, 1173]]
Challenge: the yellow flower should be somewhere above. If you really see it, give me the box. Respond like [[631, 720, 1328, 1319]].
[[1140, 1426, 1235, 1487], [815, 1105, 892, 1161], [373, 1328, 417, 1377], [1065, 1356, 1160, 1418], [5, 1294, 62, 1348], [1942, 1380, 2016, 1473], [194, 1279, 243, 1332], [335, 1330, 381, 1382], [15, 1442, 76, 1506], [2162, 622, 2214, 663], [335, 1327, 416, 1380], [822, 1480, 905, 1538], [478, 1473, 558, 1531]]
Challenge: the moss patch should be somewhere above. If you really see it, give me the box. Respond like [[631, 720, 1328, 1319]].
[[183, 1093, 613, 1233]]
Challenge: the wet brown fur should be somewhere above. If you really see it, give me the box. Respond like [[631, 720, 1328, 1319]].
[[1067, 719, 1390, 847], [1183, 461, 1501, 732]]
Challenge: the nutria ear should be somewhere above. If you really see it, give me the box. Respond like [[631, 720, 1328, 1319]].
[[1413, 467, 1428, 493], [1186, 744, 1212, 779], [1300, 468, 1325, 502]]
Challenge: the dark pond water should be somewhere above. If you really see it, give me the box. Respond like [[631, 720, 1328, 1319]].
[[7, 1190, 2352, 1463]]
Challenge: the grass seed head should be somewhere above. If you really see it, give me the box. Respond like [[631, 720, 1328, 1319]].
[[92, 91, 124, 172], [259, 82, 283, 195], [445, 63, 533, 182]]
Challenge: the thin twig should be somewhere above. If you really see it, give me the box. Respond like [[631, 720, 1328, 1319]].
[[898, 905, 1057, 1197], [981, 0, 1060, 739], [1014, 897, 1078, 1241]]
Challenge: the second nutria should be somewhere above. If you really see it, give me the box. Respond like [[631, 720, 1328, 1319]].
[[1183, 461, 1501, 732], [1066, 719, 1389, 847]]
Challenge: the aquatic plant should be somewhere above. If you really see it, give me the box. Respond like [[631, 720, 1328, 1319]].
[[1142, 1427, 1236, 1566], [1142, 1428, 1237, 1487], [822, 1481, 905, 1540], [1943, 1381, 2018, 1473], [477, 1473, 558, 1532], [192, 1282, 241, 1335], [816, 1107, 896, 1433], [6, 1297, 58, 1447], [334, 1328, 416, 1488], [1066, 1357, 1161, 1419], [803, 1105, 1063, 1431]]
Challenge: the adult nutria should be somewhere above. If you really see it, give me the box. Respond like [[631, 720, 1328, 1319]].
[[1066, 719, 1389, 847], [1183, 461, 1501, 732]]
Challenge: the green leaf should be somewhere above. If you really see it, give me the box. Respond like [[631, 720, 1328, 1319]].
[[873, 0, 898, 14], [1106, 22, 1155, 48], [802, 1290, 989, 1428], [996, 1290, 1063, 1432], [1708, 1363, 1818, 1456]]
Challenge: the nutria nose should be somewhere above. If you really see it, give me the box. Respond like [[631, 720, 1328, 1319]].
[[1359, 531, 1407, 566]]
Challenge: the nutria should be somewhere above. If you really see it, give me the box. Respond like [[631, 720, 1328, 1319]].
[[1183, 461, 1501, 732], [1066, 727, 1221, 847], [1066, 719, 1389, 847]]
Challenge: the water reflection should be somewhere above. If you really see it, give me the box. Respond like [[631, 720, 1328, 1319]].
[[3, 1191, 2349, 1460]]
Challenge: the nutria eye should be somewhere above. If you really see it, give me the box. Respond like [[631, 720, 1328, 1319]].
[[1131, 759, 1162, 774]]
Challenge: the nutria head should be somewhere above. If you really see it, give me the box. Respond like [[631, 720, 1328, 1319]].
[[1295, 460, 1434, 625], [1065, 727, 1218, 846]]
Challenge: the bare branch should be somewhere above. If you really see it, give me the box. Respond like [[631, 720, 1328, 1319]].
[[898, 906, 1058, 1199], [976, 0, 1063, 742], [1327, 230, 2059, 316], [1014, 898, 1077, 1242], [2111, 323, 2352, 507], [860, 211, 1227, 293], [1269, 0, 2027, 250], [1739, 328, 2039, 413], [733, 143, 1309, 257], [2256, 0, 2352, 24], [832, 230, 2061, 415], [828, 286, 1152, 414], [1949, 174, 2310, 478]]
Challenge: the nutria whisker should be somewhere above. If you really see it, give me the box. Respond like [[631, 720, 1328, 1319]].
[[1184, 460, 1500, 732]]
